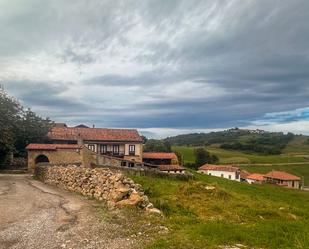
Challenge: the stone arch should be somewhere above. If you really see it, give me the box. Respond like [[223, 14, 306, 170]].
[[35, 154, 50, 165]]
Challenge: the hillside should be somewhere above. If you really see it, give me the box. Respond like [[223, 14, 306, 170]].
[[130, 172, 309, 249], [165, 129, 304, 155], [169, 133, 309, 186]]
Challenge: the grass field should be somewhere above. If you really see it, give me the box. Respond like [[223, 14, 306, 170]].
[[172, 145, 309, 164], [130, 173, 309, 249], [283, 136, 309, 154]]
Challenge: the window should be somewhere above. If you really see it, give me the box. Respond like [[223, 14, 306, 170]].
[[129, 162, 134, 168], [121, 161, 127, 167], [88, 144, 95, 152], [228, 175, 231, 179], [100, 145, 107, 154], [129, 145, 135, 155], [113, 145, 119, 155]]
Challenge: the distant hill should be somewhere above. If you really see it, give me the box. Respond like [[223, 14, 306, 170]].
[[164, 128, 304, 155]]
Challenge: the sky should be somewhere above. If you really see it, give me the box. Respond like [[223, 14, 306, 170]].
[[1, 0, 309, 138]]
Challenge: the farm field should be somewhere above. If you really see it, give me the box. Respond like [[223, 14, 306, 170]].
[[131, 172, 309, 249], [172, 145, 309, 164]]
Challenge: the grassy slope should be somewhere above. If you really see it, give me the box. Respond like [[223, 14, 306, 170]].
[[283, 135, 309, 154], [131, 173, 309, 249]]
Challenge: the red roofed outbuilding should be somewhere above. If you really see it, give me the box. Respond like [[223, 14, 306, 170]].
[[246, 173, 265, 184], [198, 164, 241, 181], [143, 152, 179, 166], [264, 171, 301, 189]]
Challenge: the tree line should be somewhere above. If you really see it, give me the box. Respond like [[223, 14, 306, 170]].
[[0, 90, 52, 167], [164, 129, 296, 155]]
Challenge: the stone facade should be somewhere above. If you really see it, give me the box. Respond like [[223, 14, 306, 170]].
[[27, 148, 83, 173], [27, 144, 144, 173], [35, 165, 159, 212]]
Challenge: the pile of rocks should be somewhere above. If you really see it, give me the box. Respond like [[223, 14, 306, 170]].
[[35, 165, 160, 213]]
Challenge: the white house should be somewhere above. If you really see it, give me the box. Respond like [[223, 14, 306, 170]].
[[198, 164, 241, 181], [245, 173, 265, 184]]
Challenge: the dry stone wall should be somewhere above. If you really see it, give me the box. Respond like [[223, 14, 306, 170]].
[[35, 165, 159, 213]]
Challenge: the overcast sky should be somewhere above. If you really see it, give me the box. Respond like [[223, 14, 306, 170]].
[[1, 0, 309, 138]]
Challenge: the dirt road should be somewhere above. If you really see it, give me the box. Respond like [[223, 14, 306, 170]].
[[0, 174, 143, 249]]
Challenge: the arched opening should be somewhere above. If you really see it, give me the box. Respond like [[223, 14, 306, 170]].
[[35, 155, 50, 165]]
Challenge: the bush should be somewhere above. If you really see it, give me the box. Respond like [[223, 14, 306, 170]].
[[194, 148, 219, 167]]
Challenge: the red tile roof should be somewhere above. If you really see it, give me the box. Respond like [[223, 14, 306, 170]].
[[240, 170, 250, 179], [264, 171, 301, 181], [158, 165, 185, 171], [246, 173, 265, 181], [26, 143, 82, 150], [143, 152, 177, 160], [47, 127, 142, 142], [199, 164, 239, 172]]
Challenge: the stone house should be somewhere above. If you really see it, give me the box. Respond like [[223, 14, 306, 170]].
[[198, 164, 241, 181], [263, 171, 301, 189], [47, 126, 143, 163]]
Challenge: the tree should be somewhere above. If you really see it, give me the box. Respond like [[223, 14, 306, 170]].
[[174, 151, 183, 165], [143, 139, 172, 152], [0, 91, 21, 163], [194, 147, 219, 167], [0, 90, 53, 165]]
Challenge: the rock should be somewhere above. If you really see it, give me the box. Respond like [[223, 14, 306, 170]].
[[146, 203, 154, 209], [146, 207, 162, 215], [205, 186, 216, 190], [116, 191, 143, 206]]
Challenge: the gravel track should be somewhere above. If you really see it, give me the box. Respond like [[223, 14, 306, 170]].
[[0, 174, 143, 249]]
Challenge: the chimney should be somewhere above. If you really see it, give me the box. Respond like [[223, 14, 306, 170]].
[[77, 133, 84, 145]]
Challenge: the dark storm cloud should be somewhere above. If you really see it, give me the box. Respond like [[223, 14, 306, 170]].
[[2, 0, 309, 136], [6, 81, 86, 109]]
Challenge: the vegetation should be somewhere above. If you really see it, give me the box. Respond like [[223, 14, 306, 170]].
[[189, 147, 218, 169], [172, 145, 309, 165], [0, 90, 52, 166], [165, 129, 296, 155], [130, 173, 309, 249], [143, 139, 172, 152]]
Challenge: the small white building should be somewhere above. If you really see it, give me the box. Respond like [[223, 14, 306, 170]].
[[198, 164, 241, 181], [245, 173, 265, 184]]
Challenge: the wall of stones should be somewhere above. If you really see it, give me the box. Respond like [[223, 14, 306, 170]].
[[35, 165, 159, 212]]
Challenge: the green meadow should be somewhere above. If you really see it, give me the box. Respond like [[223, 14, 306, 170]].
[[172, 145, 309, 165], [129, 173, 309, 249]]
